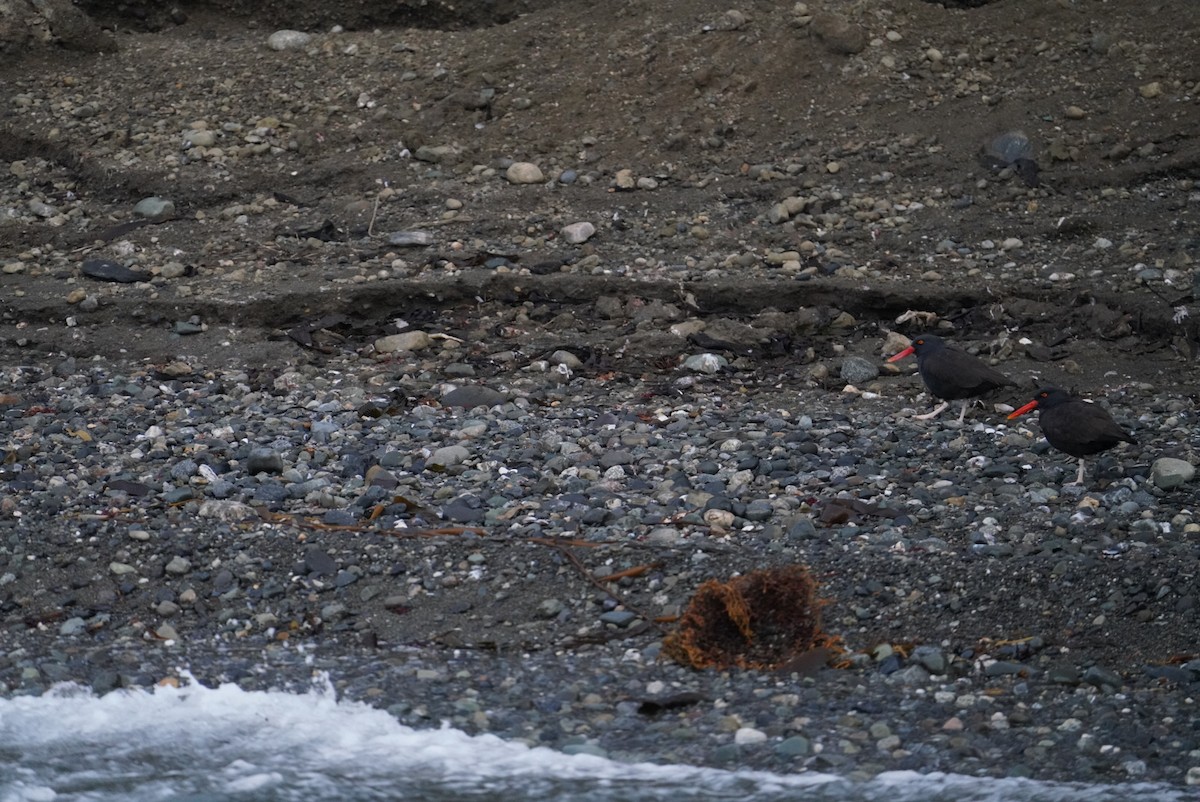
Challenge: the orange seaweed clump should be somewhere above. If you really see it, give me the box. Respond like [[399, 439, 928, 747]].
[[662, 565, 840, 670]]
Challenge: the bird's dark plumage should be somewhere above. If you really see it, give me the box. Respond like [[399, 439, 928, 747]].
[[888, 334, 1014, 422], [1008, 387, 1136, 485], [1011, 387, 1135, 456]]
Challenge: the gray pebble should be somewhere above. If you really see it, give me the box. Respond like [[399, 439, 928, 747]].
[[246, 447, 285, 474], [267, 30, 312, 51], [376, 331, 432, 352], [173, 321, 203, 335], [683, 353, 727, 374], [775, 735, 811, 757], [183, 129, 216, 147], [1083, 665, 1123, 689], [984, 661, 1029, 677], [442, 385, 506, 408], [912, 645, 948, 674], [430, 445, 470, 467], [28, 200, 57, 218], [198, 499, 257, 522], [560, 222, 596, 244], [811, 12, 867, 54], [537, 599, 565, 619], [305, 549, 338, 576], [170, 459, 198, 482], [506, 162, 544, 184], [1151, 457, 1195, 489], [441, 495, 486, 523], [165, 556, 192, 575], [840, 356, 879, 384], [134, 197, 175, 222], [387, 231, 433, 247], [599, 610, 638, 627], [81, 259, 151, 284]]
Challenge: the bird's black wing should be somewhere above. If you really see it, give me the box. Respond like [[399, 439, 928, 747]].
[[921, 348, 1013, 393], [1045, 401, 1136, 455]]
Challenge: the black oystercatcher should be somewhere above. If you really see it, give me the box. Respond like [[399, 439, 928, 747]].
[[887, 334, 1015, 423], [1007, 387, 1136, 486]]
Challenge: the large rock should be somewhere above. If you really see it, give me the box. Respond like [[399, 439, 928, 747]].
[[506, 162, 545, 184], [0, 0, 116, 52], [1151, 458, 1196, 490], [810, 12, 866, 55]]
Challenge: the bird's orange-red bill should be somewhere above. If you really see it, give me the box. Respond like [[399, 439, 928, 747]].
[[887, 346, 915, 363], [1007, 400, 1039, 419]]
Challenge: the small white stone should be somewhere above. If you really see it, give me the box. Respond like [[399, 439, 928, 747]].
[[267, 30, 312, 51], [683, 353, 727, 374], [375, 331, 432, 352], [549, 349, 583, 369], [560, 221, 596, 244], [197, 500, 258, 522], [505, 162, 544, 184], [613, 169, 636, 190], [734, 727, 768, 745], [155, 623, 180, 642], [183, 130, 216, 147], [429, 445, 469, 467]]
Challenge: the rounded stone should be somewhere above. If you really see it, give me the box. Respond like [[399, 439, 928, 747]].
[[375, 331, 432, 353], [734, 727, 768, 745], [684, 353, 727, 374], [183, 130, 216, 147], [441, 385, 506, 408], [810, 13, 867, 54], [267, 30, 312, 51], [549, 350, 583, 369], [429, 445, 469, 467], [840, 356, 879, 384], [560, 222, 596, 244], [246, 447, 285, 475], [505, 162, 544, 184], [1151, 457, 1195, 489], [134, 197, 175, 222]]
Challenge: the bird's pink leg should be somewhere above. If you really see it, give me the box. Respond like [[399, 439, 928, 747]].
[[1066, 458, 1086, 487], [913, 400, 950, 421]]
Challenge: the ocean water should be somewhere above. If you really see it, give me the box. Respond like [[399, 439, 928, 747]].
[[0, 676, 1187, 802]]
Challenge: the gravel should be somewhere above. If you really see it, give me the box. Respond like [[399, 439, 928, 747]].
[[1, 0, 1198, 792], [0, 309, 1197, 788]]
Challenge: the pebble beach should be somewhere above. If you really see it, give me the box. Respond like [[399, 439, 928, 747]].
[[2, 0, 1199, 792]]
